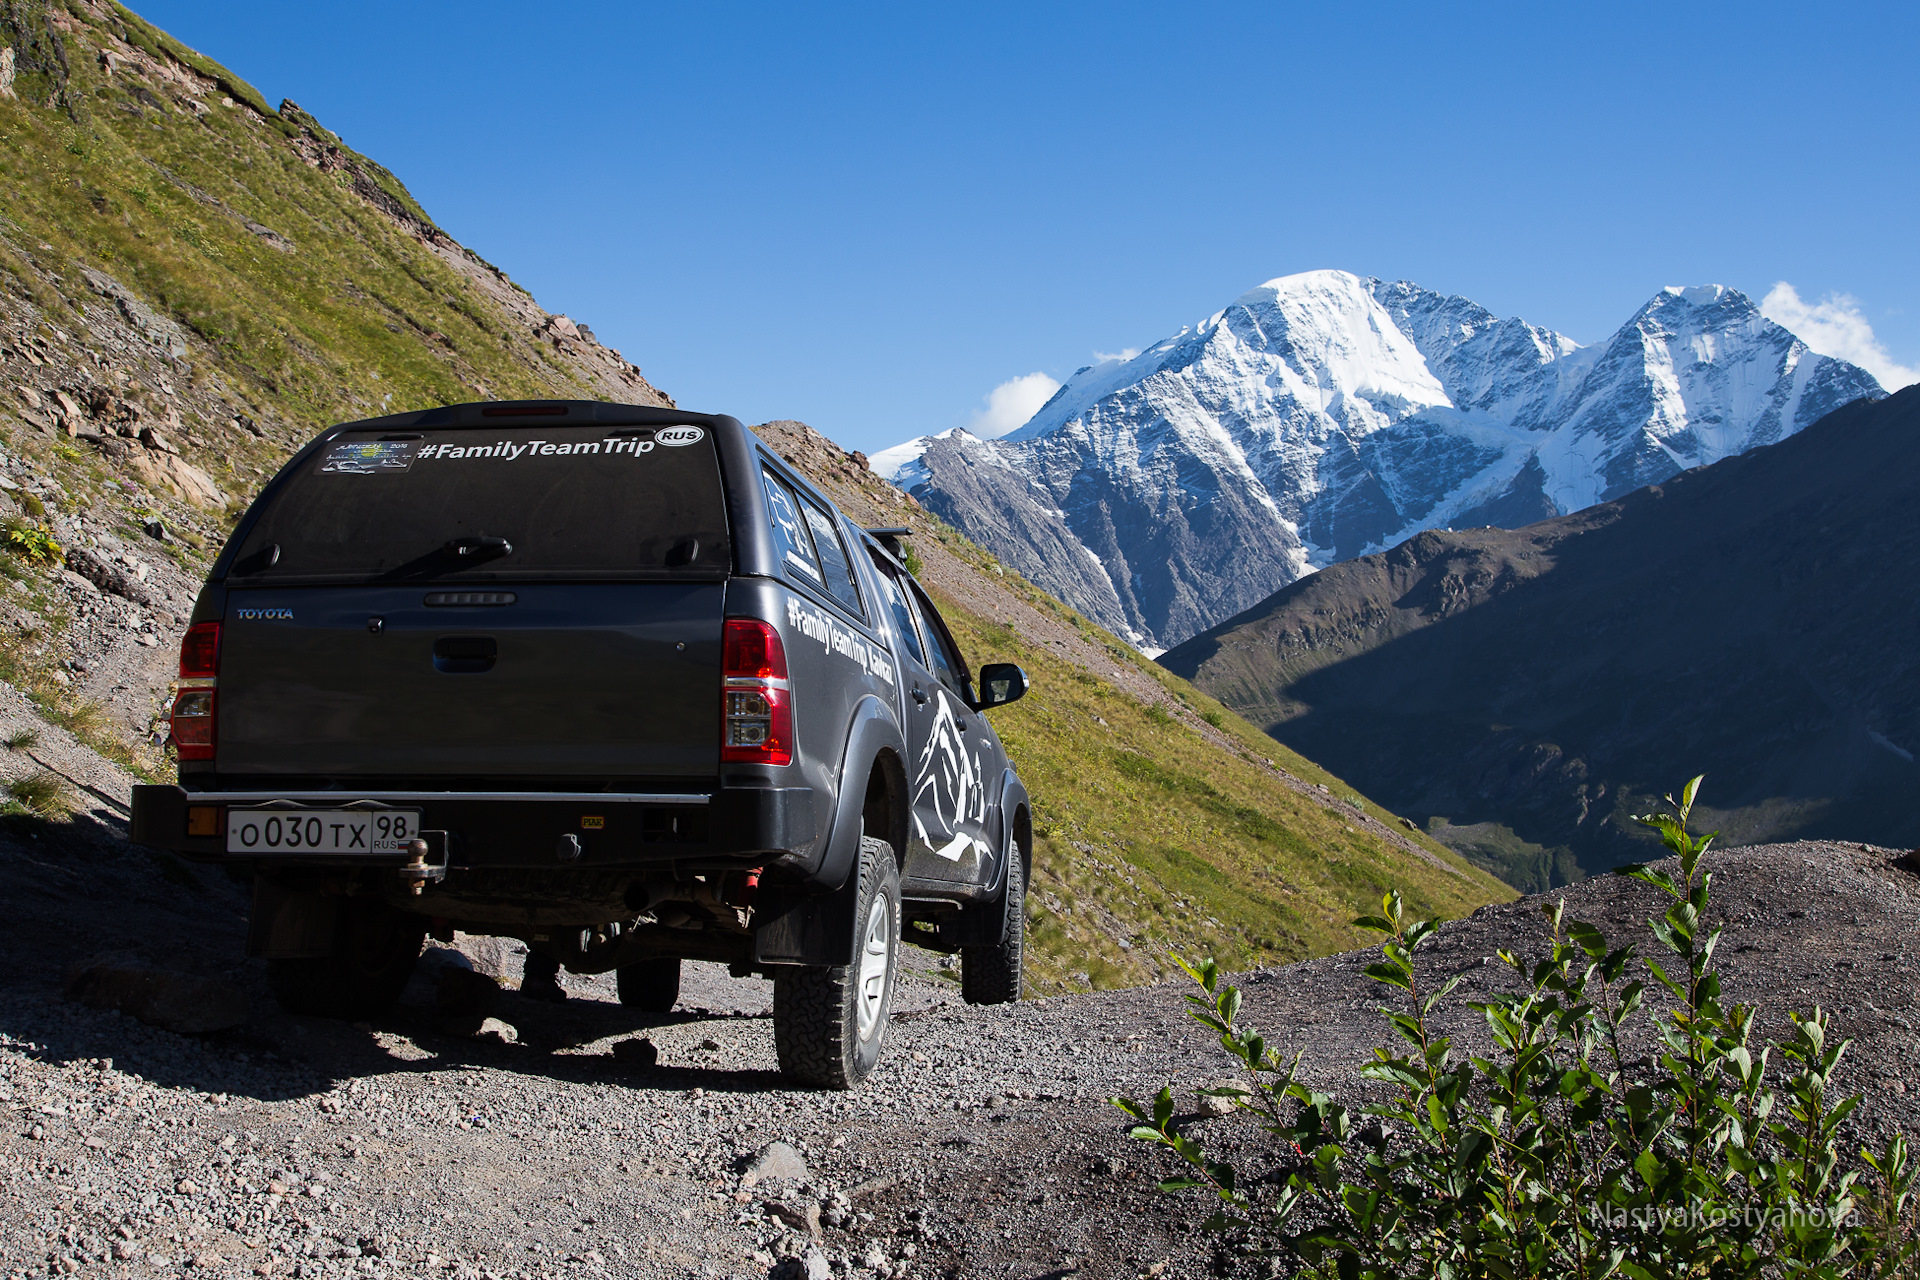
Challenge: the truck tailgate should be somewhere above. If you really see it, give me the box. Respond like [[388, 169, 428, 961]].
[[216, 583, 722, 778]]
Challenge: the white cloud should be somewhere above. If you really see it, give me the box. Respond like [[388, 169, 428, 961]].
[[1760, 283, 1919, 390], [1093, 347, 1140, 364], [966, 371, 1060, 439]]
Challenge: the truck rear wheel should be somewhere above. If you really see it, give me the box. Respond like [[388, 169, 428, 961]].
[[616, 958, 682, 1013], [773, 836, 900, 1089], [266, 897, 425, 1021], [961, 850, 1026, 1005]]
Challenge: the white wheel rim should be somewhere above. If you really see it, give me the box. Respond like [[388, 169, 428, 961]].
[[855, 892, 893, 1040]]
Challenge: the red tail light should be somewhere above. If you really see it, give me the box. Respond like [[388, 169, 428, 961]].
[[171, 621, 221, 761], [721, 618, 792, 766], [180, 622, 221, 679]]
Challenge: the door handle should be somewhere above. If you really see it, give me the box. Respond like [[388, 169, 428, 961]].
[[911, 685, 928, 704]]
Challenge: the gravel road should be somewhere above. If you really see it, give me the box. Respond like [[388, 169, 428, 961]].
[[5, 810, 1917, 1280]]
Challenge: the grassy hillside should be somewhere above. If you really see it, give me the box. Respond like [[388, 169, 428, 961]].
[[0, 0, 670, 772], [753, 422, 1512, 992], [0, 0, 1513, 992]]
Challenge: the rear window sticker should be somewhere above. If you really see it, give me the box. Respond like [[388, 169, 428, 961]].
[[763, 471, 822, 582], [656, 425, 706, 447], [319, 439, 419, 474]]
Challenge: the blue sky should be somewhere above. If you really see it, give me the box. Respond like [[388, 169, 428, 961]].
[[136, 1, 1920, 454]]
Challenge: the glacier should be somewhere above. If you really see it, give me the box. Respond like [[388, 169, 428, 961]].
[[879, 270, 1885, 650]]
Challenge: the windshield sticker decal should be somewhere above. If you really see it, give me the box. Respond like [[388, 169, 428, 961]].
[[319, 440, 419, 474], [786, 596, 896, 685], [322, 435, 690, 471]]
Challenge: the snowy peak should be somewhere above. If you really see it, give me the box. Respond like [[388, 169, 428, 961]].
[[887, 275, 1886, 650]]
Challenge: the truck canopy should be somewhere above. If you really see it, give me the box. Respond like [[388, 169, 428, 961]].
[[227, 423, 731, 583]]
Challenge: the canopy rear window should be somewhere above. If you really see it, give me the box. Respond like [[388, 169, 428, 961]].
[[227, 424, 731, 583]]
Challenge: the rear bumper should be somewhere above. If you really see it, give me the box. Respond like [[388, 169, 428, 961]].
[[130, 784, 819, 872]]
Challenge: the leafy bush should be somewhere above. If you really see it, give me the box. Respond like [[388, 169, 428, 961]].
[[3, 519, 61, 563], [1116, 776, 1917, 1278]]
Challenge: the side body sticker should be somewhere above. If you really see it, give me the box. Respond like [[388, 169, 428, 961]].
[[912, 689, 989, 861], [785, 596, 895, 686]]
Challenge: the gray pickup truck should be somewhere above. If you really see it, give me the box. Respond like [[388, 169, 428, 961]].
[[130, 400, 1032, 1088]]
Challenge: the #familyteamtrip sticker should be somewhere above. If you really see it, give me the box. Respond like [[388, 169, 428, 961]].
[[321, 427, 709, 473]]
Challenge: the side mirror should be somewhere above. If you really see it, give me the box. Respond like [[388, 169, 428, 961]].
[[974, 663, 1029, 711]]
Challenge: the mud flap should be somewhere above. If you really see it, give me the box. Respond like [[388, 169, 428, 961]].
[[753, 874, 860, 967], [245, 879, 340, 959]]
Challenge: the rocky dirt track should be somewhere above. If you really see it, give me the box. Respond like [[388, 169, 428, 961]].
[[4, 803, 1916, 1280]]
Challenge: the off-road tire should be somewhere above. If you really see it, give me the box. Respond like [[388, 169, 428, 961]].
[[267, 897, 425, 1020], [772, 836, 900, 1089], [961, 850, 1026, 1005], [616, 958, 682, 1013]]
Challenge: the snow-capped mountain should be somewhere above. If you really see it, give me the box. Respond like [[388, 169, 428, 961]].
[[878, 271, 1885, 650]]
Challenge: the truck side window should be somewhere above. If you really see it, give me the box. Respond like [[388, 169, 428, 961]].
[[800, 497, 865, 619], [909, 583, 971, 700], [870, 552, 926, 667], [762, 468, 822, 586]]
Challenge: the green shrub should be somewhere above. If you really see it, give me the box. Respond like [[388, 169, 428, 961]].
[[3, 519, 61, 563], [1116, 776, 1918, 1278]]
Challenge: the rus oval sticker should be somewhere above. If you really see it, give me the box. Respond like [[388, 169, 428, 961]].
[[655, 425, 706, 447]]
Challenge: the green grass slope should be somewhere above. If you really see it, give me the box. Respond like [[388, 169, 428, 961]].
[[753, 423, 1513, 993], [1, 0, 667, 434]]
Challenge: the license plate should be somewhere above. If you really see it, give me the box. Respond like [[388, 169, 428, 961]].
[[226, 808, 423, 855]]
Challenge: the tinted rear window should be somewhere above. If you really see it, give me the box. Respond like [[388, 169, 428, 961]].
[[228, 425, 731, 582]]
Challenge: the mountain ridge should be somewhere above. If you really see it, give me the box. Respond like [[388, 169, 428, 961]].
[[882, 270, 1885, 650], [1159, 386, 1920, 888]]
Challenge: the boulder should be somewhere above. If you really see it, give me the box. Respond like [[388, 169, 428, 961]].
[[740, 1140, 809, 1189], [64, 548, 155, 606], [611, 1037, 657, 1067], [64, 963, 247, 1034], [127, 449, 224, 507]]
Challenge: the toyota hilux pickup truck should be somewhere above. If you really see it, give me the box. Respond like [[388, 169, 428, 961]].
[[129, 400, 1032, 1089]]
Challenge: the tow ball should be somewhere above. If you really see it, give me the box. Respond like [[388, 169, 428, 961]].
[[398, 837, 447, 896]]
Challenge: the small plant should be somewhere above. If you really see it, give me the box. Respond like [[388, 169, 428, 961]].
[[2, 519, 61, 564], [1146, 704, 1174, 727], [903, 544, 924, 577], [1343, 792, 1365, 812], [4, 728, 39, 751], [6, 770, 66, 816], [1201, 709, 1225, 728], [1115, 775, 1918, 1279]]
